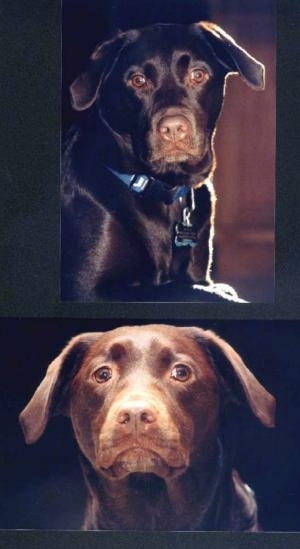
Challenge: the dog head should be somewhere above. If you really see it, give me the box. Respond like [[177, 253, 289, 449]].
[[70, 22, 264, 186], [19, 325, 275, 482]]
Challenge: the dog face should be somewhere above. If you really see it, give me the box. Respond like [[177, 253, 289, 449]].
[[70, 22, 264, 186], [68, 326, 221, 480], [97, 25, 227, 182], [20, 325, 275, 484]]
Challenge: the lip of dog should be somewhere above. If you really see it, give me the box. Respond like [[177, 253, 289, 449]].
[[97, 446, 189, 480]]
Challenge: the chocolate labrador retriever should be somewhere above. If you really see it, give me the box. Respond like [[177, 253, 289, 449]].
[[20, 325, 275, 530], [61, 21, 264, 301]]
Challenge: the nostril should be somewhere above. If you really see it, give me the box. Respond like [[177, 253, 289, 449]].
[[117, 411, 131, 424], [160, 125, 171, 136], [176, 124, 188, 140], [140, 410, 156, 424]]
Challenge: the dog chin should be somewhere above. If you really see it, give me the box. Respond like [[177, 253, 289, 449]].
[[99, 447, 187, 480], [149, 153, 197, 171], [147, 149, 212, 179], [145, 161, 211, 188], [163, 152, 191, 163]]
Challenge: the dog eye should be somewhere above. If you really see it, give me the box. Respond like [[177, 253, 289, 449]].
[[190, 68, 208, 84], [93, 366, 112, 383], [171, 364, 191, 382], [130, 73, 147, 88]]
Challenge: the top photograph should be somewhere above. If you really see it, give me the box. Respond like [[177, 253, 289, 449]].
[[61, 0, 275, 303]]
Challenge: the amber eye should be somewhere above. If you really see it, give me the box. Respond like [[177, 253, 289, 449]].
[[93, 366, 112, 383], [171, 364, 191, 382], [130, 73, 147, 88], [190, 68, 207, 84]]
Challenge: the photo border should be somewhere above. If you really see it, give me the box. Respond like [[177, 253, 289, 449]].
[[0, 0, 300, 547]]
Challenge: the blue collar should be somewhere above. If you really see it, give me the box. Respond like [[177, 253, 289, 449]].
[[107, 167, 190, 205]]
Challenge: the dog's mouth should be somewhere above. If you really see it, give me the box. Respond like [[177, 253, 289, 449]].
[[151, 149, 197, 163], [99, 447, 187, 480], [144, 149, 213, 186], [149, 135, 204, 161], [145, 136, 212, 182]]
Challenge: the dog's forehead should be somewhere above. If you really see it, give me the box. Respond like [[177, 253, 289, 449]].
[[122, 24, 215, 66], [86, 325, 210, 363]]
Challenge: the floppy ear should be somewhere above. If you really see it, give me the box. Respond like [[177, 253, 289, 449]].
[[19, 333, 101, 444], [183, 327, 275, 428], [70, 30, 138, 111], [193, 21, 265, 90]]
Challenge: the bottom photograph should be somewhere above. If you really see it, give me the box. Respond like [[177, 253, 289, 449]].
[[0, 319, 299, 532]]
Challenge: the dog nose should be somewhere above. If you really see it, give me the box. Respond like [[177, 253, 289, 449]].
[[117, 401, 157, 427], [158, 115, 190, 142]]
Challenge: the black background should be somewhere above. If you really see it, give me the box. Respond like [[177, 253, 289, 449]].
[[0, 0, 300, 548]]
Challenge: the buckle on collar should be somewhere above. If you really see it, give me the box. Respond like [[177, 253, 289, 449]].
[[129, 174, 151, 194], [107, 166, 190, 205]]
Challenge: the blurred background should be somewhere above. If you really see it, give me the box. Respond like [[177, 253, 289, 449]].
[[0, 318, 299, 531], [62, 0, 275, 302]]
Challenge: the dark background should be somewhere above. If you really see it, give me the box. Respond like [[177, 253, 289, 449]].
[[0, 318, 299, 533]]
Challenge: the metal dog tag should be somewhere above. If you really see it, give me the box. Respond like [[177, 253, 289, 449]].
[[174, 206, 198, 247], [174, 223, 198, 247]]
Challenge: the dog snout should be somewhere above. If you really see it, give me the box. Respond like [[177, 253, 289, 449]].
[[116, 400, 158, 431], [157, 115, 191, 143]]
